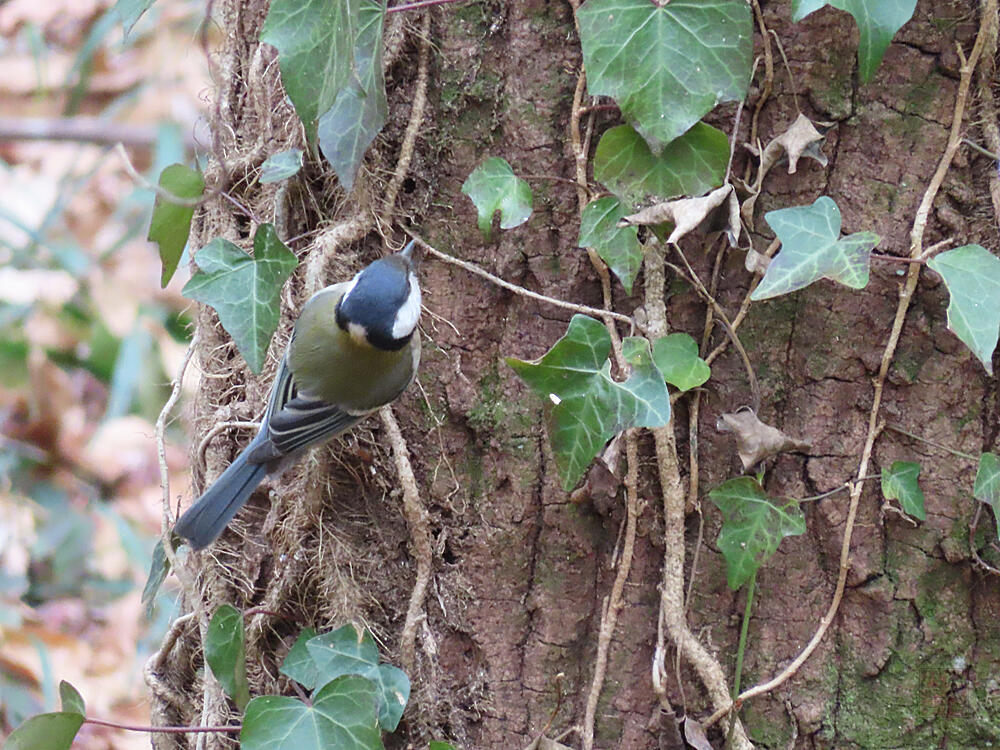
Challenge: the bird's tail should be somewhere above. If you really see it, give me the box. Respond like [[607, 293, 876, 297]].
[[174, 438, 270, 550]]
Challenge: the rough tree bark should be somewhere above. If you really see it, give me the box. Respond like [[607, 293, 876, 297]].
[[145, 1, 1000, 748]]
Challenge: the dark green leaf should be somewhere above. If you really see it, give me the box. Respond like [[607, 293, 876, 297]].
[[318, 0, 387, 191], [4, 712, 84, 750], [148, 164, 205, 288], [507, 316, 671, 489], [593, 124, 729, 210], [241, 675, 383, 750], [461, 158, 533, 239], [974, 453, 1000, 539], [141, 539, 170, 619], [58, 681, 84, 716], [260, 149, 304, 184], [752, 196, 879, 301], [578, 0, 751, 152], [708, 477, 806, 589], [182, 224, 298, 374], [205, 605, 251, 711], [578, 197, 642, 294], [261, 0, 361, 142], [881, 461, 925, 520], [792, 0, 917, 83], [305, 625, 410, 731], [651, 333, 711, 392], [111, 0, 158, 40], [280, 627, 320, 689], [926, 244, 1000, 376]]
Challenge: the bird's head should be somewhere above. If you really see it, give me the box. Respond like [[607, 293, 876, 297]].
[[335, 240, 421, 351]]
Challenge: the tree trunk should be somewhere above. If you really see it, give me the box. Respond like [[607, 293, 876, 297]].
[[145, 1, 1000, 748]]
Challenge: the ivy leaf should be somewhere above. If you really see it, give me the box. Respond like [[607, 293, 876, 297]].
[[926, 244, 1000, 376], [620, 184, 740, 247], [141, 538, 170, 618], [974, 453, 1000, 538], [182, 224, 299, 374], [260, 149, 304, 184], [205, 604, 251, 711], [461, 158, 533, 239], [651, 333, 711, 392], [578, 0, 751, 152], [280, 627, 320, 689], [318, 0, 387, 191], [147, 164, 204, 288], [881, 460, 925, 520], [241, 675, 383, 750], [507, 316, 671, 490], [3, 713, 85, 750], [111, 0, 157, 39], [305, 625, 410, 732], [261, 0, 361, 142], [58, 681, 85, 716], [594, 123, 729, 210], [429, 743, 457, 750], [792, 0, 917, 83], [751, 196, 879, 301], [578, 197, 642, 294], [708, 477, 806, 590], [716, 408, 811, 471]]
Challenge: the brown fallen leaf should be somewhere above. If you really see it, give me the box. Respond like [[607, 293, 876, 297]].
[[716, 407, 811, 470], [741, 113, 831, 228], [569, 433, 622, 510], [683, 716, 716, 750], [744, 246, 771, 275], [619, 184, 740, 247]]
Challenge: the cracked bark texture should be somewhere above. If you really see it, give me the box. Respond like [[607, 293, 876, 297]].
[[150, 1, 1000, 748]]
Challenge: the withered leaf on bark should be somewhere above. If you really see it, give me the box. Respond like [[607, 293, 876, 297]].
[[683, 716, 715, 750], [740, 113, 831, 228], [569, 433, 622, 509], [716, 407, 812, 470], [618, 183, 740, 247], [744, 246, 772, 275]]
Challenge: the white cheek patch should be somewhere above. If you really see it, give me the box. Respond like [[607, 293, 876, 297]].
[[391, 274, 422, 338], [339, 274, 361, 305]]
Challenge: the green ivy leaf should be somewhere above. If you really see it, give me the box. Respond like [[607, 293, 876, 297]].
[[461, 158, 533, 239], [3, 712, 85, 750], [111, 0, 158, 39], [182, 224, 299, 374], [260, 149, 304, 184], [280, 627, 320, 689], [205, 604, 251, 711], [141, 538, 170, 618], [792, 0, 917, 83], [881, 460, 925, 520], [578, 0, 751, 152], [708, 477, 806, 590], [241, 675, 383, 750], [428, 743, 457, 750], [318, 0, 387, 191], [507, 316, 671, 490], [578, 197, 642, 294], [261, 0, 361, 142], [58, 681, 85, 716], [305, 625, 410, 732], [751, 196, 879, 301], [974, 453, 1000, 539], [593, 124, 729, 210], [651, 333, 711, 392], [147, 164, 205, 288], [926, 244, 1000, 376]]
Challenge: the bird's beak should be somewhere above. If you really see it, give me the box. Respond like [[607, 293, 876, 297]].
[[399, 239, 418, 264]]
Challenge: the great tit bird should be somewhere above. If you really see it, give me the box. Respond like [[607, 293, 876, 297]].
[[174, 241, 422, 550]]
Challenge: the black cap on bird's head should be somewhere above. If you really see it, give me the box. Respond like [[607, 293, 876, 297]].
[[335, 241, 421, 351]]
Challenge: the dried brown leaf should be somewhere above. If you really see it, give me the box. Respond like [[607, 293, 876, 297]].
[[744, 246, 771, 275], [619, 184, 740, 247], [683, 716, 716, 750], [716, 407, 811, 470]]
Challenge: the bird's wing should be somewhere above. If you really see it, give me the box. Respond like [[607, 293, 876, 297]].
[[250, 349, 366, 462]]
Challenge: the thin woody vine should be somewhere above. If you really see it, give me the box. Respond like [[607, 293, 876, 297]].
[[6, 0, 1000, 749]]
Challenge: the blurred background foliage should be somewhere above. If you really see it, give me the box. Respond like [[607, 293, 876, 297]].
[[0, 0, 210, 744]]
